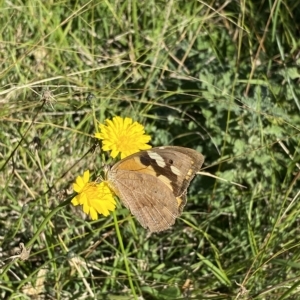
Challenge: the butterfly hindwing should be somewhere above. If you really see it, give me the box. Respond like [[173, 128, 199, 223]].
[[109, 169, 179, 232]]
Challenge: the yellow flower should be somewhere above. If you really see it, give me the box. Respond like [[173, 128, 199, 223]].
[[71, 170, 116, 220], [95, 116, 151, 159]]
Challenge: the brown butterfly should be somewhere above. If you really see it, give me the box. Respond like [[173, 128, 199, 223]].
[[107, 146, 204, 232]]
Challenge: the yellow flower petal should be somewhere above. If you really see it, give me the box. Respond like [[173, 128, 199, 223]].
[[73, 170, 90, 193], [75, 177, 84, 189], [89, 207, 98, 220], [73, 183, 81, 193], [83, 170, 90, 183], [71, 196, 80, 206], [83, 199, 90, 215]]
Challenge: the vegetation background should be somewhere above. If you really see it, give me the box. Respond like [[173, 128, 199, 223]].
[[1, 0, 300, 299]]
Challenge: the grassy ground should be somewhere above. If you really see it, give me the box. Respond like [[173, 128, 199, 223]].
[[1, 1, 300, 299]]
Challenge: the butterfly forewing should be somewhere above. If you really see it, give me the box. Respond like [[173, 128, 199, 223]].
[[140, 146, 204, 196]]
